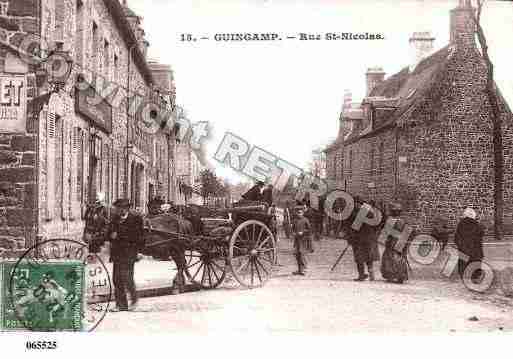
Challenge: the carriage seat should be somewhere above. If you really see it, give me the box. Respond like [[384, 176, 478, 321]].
[[201, 218, 233, 237]]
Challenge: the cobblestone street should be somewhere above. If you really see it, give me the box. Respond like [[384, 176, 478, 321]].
[[97, 235, 513, 333]]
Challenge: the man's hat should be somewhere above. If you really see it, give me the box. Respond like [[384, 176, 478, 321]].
[[113, 198, 130, 208]]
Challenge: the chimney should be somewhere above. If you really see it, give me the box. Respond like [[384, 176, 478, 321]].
[[338, 90, 352, 139], [450, 0, 476, 49], [365, 67, 385, 96], [343, 89, 352, 110], [409, 31, 435, 72]]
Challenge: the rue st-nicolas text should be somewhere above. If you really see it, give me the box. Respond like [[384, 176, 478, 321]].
[[299, 32, 384, 40]]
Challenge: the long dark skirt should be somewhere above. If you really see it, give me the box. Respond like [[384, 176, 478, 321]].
[[381, 247, 408, 282]]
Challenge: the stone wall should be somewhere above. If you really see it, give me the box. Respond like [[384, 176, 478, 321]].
[[343, 130, 396, 212], [0, 0, 178, 255], [331, 44, 513, 235], [0, 66, 38, 257]]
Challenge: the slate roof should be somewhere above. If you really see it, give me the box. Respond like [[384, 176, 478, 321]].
[[343, 45, 454, 144]]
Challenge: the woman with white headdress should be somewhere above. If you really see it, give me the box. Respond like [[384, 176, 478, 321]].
[[454, 207, 484, 281]]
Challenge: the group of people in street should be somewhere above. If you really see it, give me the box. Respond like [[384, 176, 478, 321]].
[[290, 194, 486, 286], [83, 180, 487, 312]]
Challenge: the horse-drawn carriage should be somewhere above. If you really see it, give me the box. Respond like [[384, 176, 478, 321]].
[[139, 201, 277, 290]]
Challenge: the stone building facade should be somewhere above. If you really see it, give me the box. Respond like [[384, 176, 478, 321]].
[[325, 1, 513, 234], [0, 0, 179, 257], [176, 141, 204, 205]]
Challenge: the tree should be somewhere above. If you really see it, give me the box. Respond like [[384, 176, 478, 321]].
[[471, 0, 504, 239], [199, 169, 217, 201], [198, 169, 227, 203]]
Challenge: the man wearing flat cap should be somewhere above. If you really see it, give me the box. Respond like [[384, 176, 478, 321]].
[[107, 198, 144, 312]]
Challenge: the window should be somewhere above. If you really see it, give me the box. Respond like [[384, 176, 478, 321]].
[[370, 146, 375, 177], [92, 22, 98, 73], [75, 0, 84, 67], [115, 152, 120, 200], [54, 0, 64, 42], [103, 143, 110, 201], [73, 127, 84, 219], [348, 150, 353, 176], [45, 112, 57, 220], [0, 3, 8, 16], [379, 141, 385, 176], [114, 54, 119, 84], [104, 40, 110, 80], [55, 116, 64, 219]]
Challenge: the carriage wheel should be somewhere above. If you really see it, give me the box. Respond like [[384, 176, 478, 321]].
[[228, 220, 277, 289], [185, 246, 227, 289], [168, 249, 193, 272]]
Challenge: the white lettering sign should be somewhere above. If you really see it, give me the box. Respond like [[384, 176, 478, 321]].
[[0, 75, 26, 133]]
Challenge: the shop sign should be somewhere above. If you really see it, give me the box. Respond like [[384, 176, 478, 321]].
[[75, 81, 112, 134], [0, 75, 26, 133]]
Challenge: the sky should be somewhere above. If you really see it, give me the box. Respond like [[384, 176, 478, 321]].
[[128, 0, 513, 184]]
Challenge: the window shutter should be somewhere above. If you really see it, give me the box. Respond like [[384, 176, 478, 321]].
[[45, 112, 56, 220], [70, 127, 81, 220], [61, 121, 68, 220], [81, 132, 89, 219]]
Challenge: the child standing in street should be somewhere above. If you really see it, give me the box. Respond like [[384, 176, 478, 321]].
[[293, 209, 311, 276]]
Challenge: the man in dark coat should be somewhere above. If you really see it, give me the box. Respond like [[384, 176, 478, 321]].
[[347, 200, 380, 281], [241, 181, 264, 202], [107, 199, 144, 312], [262, 184, 273, 206], [454, 207, 484, 281]]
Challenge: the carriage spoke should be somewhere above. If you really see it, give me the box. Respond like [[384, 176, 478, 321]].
[[234, 256, 251, 274], [254, 259, 262, 283], [255, 226, 264, 246], [192, 262, 205, 281], [211, 260, 224, 272], [200, 263, 207, 285], [255, 258, 269, 275], [250, 260, 254, 287], [210, 263, 220, 283], [260, 254, 275, 265], [257, 235, 271, 249], [188, 259, 201, 268], [207, 263, 213, 286]]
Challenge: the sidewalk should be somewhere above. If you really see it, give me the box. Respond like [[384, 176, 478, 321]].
[[88, 256, 199, 303]]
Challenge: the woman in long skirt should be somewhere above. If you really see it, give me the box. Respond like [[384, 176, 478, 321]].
[[381, 203, 410, 284]]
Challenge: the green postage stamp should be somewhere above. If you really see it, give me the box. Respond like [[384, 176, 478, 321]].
[[0, 260, 84, 332]]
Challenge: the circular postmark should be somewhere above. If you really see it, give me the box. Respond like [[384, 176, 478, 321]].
[[5, 239, 112, 332]]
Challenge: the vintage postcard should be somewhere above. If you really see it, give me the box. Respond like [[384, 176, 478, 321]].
[[0, 0, 512, 356]]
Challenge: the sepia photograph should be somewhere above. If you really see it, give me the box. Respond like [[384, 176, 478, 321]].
[[0, 0, 512, 356]]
